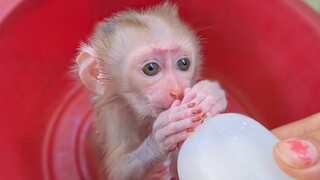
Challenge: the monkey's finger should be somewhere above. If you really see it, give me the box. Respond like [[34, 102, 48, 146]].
[[214, 88, 227, 104], [169, 118, 197, 135], [192, 80, 217, 93], [207, 89, 227, 113], [188, 91, 207, 106], [206, 99, 227, 119], [158, 117, 201, 139], [171, 100, 182, 107], [172, 106, 203, 121], [181, 82, 205, 104], [164, 130, 193, 150], [181, 89, 197, 104], [206, 105, 221, 119], [190, 80, 206, 92], [184, 87, 192, 95], [216, 91, 228, 111], [197, 95, 217, 113], [152, 103, 196, 131], [155, 104, 202, 129], [172, 98, 200, 111]]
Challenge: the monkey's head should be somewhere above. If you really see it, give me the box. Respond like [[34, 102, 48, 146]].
[[75, 3, 202, 117]]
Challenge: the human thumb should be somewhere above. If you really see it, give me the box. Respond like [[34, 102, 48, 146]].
[[273, 130, 320, 180]]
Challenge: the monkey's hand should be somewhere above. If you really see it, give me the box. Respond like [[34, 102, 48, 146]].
[[151, 100, 204, 156], [108, 101, 204, 179], [181, 80, 227, 119]]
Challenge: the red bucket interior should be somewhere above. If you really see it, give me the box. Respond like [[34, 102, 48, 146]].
[[1, 0, 319, 179]]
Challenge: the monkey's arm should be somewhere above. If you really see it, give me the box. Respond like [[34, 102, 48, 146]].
[[109, 135, 167, 179], [108, 100, 204, 179]]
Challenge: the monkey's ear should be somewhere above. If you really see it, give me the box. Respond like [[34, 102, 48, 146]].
[[76, 49, 104, 94]]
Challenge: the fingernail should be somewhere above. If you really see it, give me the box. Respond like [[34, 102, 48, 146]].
[[187, 128, 195, 132], [191, 108, 202, 114], [276, 139, 319, 169], [202, 113, 208, 119], [191, 116, 203, 122], [188, 102, 196, 108]]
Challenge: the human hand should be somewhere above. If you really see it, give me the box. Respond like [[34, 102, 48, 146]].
[[271, 113, 320, 180]]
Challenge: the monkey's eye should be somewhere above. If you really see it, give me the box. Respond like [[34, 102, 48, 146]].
[[142, 63, 160, 76], [177, 58, 190, 71]]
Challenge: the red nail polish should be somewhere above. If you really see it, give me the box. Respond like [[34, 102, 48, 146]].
[[191, 108, 202, 114], [191, 116, 203, 122], [202, 113, 207, 119], [188, 102, 196, 108], [187, 128, 195, 132]]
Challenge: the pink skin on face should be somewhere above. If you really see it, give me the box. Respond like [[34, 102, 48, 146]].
[[128, 43, 194, 111], [152, 45, 181, 55], [128, 42, 226, 118]]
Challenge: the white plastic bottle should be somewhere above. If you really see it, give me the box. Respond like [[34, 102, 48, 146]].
[[178, 113, 293, 180]]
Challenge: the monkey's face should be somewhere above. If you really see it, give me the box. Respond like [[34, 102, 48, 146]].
[[124, 42, 196, 116]]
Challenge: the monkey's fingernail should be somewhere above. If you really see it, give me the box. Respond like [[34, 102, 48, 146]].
[[187, 128, 195, 132], [202, 113, 207, 119], [191, 108, 202, 114], [191, 116, 203, 122], [187, 102, 196, 108]]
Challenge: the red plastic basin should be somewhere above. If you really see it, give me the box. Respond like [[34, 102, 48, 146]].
[[1, 0, 319, 179]]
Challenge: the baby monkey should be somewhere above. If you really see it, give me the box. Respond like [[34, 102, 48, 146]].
[[75, 2, 227, 179]]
